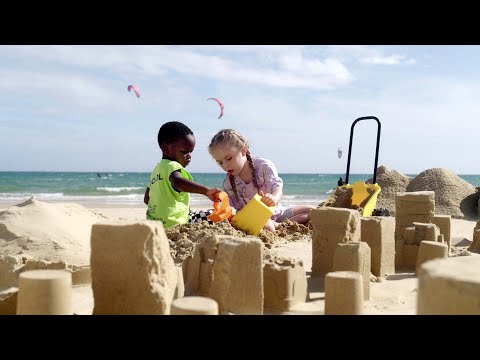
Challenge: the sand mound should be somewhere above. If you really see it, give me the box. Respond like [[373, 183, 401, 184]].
[[0, 197, 107, 285], [165, 219, 312, 264], [366, 165, 412, 215], [165, 221, 249, 264], [406, 168, 479, 219]]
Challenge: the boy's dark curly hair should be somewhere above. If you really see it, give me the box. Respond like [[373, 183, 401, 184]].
[[157, 121, 194, 148]]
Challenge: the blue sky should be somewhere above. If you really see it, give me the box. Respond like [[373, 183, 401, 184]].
[[1, 45, 479, 175]]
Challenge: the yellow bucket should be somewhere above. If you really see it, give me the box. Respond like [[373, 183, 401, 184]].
[[231, 194, 275, 236]]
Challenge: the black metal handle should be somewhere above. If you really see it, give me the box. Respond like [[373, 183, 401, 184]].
[[345, 116, 381, 184]]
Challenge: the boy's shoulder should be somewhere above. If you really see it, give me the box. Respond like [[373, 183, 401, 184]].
[[157, 159, 183, 168], [150, 159, 186, 174]]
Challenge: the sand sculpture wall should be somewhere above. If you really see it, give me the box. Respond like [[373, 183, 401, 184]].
[[395, 192, 435, 270], [263, 254, 307, 312], [416, 240, 448, 273], [91, 221, 177, 315], [360, 217, 395, 277], [468, 219, 480, 254], [332, 242, 371, 300], [183, 235, 220, 297], [311, 208, 361, 276], [325, 271, 364, 315], [431, 215, 451, 254], [417, 256, 480, 314], [209, 237, 264, 315]]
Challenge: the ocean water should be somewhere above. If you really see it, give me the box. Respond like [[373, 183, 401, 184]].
[[1, 172, 480, 207]]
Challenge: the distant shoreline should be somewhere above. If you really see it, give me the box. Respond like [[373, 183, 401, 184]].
[[0, 171, 407, 176], [0, 170, 435, 176]]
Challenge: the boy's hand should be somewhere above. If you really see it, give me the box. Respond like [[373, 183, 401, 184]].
[[258, 190, 276, 207], [206, 188, 222, 202]]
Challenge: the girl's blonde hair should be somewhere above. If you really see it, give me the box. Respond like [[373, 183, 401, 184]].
[[208, 129, 259, 203]]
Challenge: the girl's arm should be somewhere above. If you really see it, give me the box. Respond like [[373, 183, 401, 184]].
[[259, 159, 283, 206], [269, 186, 283, 204], [259, 187, 282, 207]]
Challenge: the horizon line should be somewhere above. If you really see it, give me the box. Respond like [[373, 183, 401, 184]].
[[1, 170, 479, 176]]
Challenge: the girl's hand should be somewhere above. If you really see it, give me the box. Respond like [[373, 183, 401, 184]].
[[206, 188, 222, 202], [258, 190, 276, 207]]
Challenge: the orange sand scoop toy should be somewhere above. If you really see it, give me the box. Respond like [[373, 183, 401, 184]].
[[208, 191, 233, 223]]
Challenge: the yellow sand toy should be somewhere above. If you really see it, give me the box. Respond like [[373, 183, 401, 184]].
[[231, 194, 275, 236], [327, 181, 381, 217], [323, 116, 382, 217]]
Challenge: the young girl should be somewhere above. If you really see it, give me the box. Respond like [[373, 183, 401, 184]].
[[208, 129, 315, 233]]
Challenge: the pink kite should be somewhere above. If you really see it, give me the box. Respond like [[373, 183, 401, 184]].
[[127, 85, 141, 98], [207, 97, 224, 119]]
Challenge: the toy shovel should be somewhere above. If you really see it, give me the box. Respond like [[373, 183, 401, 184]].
[[208, 191, 233, 223]]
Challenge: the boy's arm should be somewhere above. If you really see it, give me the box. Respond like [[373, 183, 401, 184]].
[[170, 171, 221, 201], [144, 187, 150, 205]]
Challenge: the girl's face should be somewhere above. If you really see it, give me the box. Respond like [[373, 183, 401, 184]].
[[211, 143, 247, 176]]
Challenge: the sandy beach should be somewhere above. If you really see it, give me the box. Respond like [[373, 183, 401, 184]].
[[0, 202, 207, 222], [1, 199, 478, 315]]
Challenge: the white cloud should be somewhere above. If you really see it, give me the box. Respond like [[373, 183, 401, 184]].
[[278, 54, 353, 82], [180, 45, 306, 54], [315, 45, 417, 66], [362, 54, 416, 65], [0, 68, 124, 112], [0, 45, 355, 91]]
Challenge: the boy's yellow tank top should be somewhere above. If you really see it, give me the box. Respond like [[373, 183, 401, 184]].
[[146, 159, 192, 228]]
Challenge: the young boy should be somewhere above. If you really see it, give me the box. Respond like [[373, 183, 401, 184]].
[[144, 121, 221, 228]]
